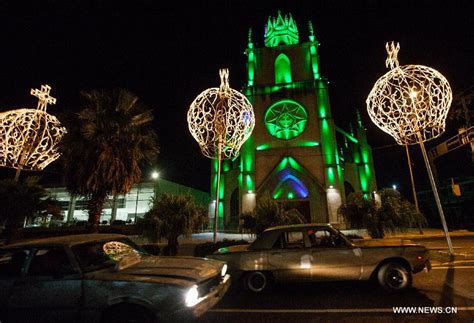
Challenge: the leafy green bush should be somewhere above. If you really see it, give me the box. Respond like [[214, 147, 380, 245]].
[[240, 194, 305, 234], [194, 239, 248, 258], [338, 188, 426, 238]]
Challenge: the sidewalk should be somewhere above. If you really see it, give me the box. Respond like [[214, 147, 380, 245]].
[[381, 228, 474, 240], [174, 228, 474, 244], [139, 228, 474, 258]]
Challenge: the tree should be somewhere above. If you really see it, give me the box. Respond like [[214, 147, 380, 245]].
[[140, 193, 207, 255], [338, 189, 426, 238], [240, 194, 305, 235], [0, 177, 63, 243], [61, 88, 159, 233]]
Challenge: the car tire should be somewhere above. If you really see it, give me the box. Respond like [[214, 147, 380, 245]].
[[243, 271, 271, 293], [102, 303, 157, 323], [377, 262, 412, 293]]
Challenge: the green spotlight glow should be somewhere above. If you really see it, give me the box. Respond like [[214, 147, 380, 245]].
[[275, 53, 292, 84], [265, 11, 299, 47], [245, 174, 254, 191], [218, 201, 224, 219], [248, 50, 255, 86], [327, 167, 335, 185], [256, 140, 318, 151], [309, 44, 320, 79], [336, 127, 359, 144], [256, 143, 272, 151]]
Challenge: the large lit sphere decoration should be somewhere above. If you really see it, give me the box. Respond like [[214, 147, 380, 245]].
[[366, 42, 452, 145], [188, 69, 255, 159], [0, 85, 67, 171]]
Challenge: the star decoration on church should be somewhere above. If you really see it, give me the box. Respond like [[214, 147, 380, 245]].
[[265, 100, 308, 140]]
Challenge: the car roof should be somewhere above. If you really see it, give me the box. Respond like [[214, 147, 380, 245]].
[[263, 223, 333, 233], [1, 233, 127, 249]]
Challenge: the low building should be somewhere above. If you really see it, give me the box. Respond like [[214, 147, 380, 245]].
[[45, 179, 210, 225]]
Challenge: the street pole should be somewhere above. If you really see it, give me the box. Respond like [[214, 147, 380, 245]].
[[213, 140, 222, 243], [418, 135, 454, 255], [134, 182, 141, 220], [405, 144, 423, 234]]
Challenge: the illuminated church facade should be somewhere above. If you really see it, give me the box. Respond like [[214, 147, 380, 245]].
[[210, 12, 377, 229]]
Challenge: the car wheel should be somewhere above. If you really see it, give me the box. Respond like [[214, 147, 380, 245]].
[[377, 262, 412, 292], [102, 303, 157, 323], [243, 271, 270, 293]]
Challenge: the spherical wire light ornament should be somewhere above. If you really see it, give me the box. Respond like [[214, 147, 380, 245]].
[[0, 85, 67, 181], [366, 42, 454, 254], [188, 69, 255, 159], [367, 42, 452, 145], [188, 69, 255, 242]]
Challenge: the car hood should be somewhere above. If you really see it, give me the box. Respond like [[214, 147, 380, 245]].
[[85, 255, 224, 286], [352, 238, 421, 248]]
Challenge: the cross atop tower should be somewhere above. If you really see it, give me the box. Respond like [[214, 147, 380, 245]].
[[31, 84, 56, 111]]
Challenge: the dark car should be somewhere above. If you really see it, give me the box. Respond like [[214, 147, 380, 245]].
[[0, 234, 230, 322]]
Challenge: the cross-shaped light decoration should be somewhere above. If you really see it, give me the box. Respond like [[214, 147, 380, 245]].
[[366, 42, 454, 255], [385, 41, 400, 69], [31, 84, 57, 111], [0, 84, 67, 180]]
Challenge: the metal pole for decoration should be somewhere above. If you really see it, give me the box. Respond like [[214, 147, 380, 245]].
[[405, 145, 423, 234], [188, 69, 255, 243], [367, 42, 454, 255], [0, 85, 67, 181]]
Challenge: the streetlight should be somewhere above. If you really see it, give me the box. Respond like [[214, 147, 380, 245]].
[[367, 42, 454, 255], [392, 184, 397, 190], [151, 171, 160, 199]]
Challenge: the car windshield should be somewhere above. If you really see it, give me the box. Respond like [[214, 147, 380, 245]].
[[72, 238, 146, 273]]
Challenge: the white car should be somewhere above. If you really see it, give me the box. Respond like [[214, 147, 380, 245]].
[[208, 224, 430, 293]]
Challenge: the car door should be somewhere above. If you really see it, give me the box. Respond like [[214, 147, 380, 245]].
[[8, 246, 82, 322], [268, 230, 312, 281], [309, 228, 362, 281], [0, 248, 30, 318]]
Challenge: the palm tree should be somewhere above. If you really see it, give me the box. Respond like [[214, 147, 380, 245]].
[[61, 88, 159, 233], [0, 177, 63, 244], [140, 193, 207, 255]]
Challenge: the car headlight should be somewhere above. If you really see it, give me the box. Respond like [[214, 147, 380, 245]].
[[221, 264, 228, 277], [185, 285, 199, 307]]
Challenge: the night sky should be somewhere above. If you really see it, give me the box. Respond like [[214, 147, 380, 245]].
[[0, 0, 472, 197]]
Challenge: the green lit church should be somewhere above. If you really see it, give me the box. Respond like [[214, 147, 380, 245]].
[[210, 12, 377, 229]]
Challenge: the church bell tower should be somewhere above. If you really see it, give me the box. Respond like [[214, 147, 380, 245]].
[[210, 11, 377, 229]]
